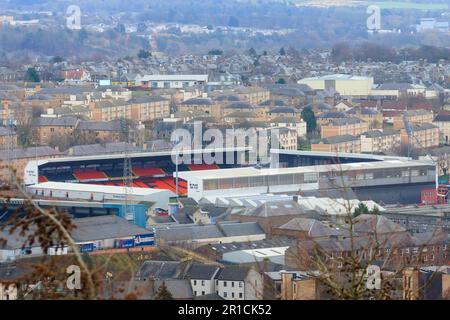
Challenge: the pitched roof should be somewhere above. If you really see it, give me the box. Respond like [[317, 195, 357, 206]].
[[218, 221, 265, 237], [216, 266, 251, 281], [318, 134, 359, 144], [185, 264, 220, 280], [362, 129, 400, 138], [244, 200, 305, 217], [329, 117, 364, 126], [77, 120, 122, 131], [277, 218, 343, 238], [0, 146, 62, 160], [137, 261, 184, 280], [353, 214, 406, 234], [181, 98, 213, 105], [32, 116, 79, 127], [434, 112, 450, 122]]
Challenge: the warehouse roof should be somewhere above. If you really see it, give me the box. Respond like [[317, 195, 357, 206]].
[[72, 215, 152, 242], [177, 158, 432, 181]]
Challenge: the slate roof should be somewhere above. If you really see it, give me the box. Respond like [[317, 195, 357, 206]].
[[66, 142, 140, 156], [0, 146, 61, 160], [362, 129, 400, 138], [277, 218, 343, 238], [185, 264, 220, 280], [77, 120, 122, 131], [329, 117, 364, 126], [225, 102, 253, 109], [317, 111, 347, 119], [137, 261, 184, 280], [154, 224, 223, 242], [181, 98, 213, 105], [32, 116, 79, 127], [410, 123, 438, 131], [318, 134, 359, 144], [154, 222, 265, 242], [434, 112, 450, 122], [219, 221, 264, 237], [270, 116, 301, 124], [215, 266, 251, 281], [0, 126, 15, 136], [353, 214, 406, 234], [268, 106, 300, 114]]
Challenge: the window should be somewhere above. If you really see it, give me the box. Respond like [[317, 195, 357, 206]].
[[201, 291, 205, 295], [201, 280, 205, 286], [232, 292, 235, 298], [239, 282, 243, 288], [231, 282, 234, 288], [304, 172, 318, 183], [223, 281, 227, 287], [194, 290, 197, 295], [223, 292, 227, 298], [193, 280, 197, 285], [239, 292, 243, 299]]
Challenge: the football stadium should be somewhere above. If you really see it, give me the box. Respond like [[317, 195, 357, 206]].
[[24, 148, 437, 209]]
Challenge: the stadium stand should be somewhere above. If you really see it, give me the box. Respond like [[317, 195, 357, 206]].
[[188, 164, 220, 171], [132, 167, 166, 177], [73, 169, 107, 181]]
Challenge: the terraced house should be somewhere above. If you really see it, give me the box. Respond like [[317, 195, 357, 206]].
[[360, 130, 401, 153], [179, 98, 222, 118], [400, 123, 440, 149], [393, 109, 434, 130], [89, 95, 170, 122], [321, 117, 369, 138], [311, 135, 361, 154]]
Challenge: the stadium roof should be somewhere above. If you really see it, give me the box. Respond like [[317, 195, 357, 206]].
[[30, 147, 250, 166], [29, 182, 170, 196], [177, 159, 434, 181]]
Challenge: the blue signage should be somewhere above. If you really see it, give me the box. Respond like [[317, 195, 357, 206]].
[[134, 233, 155, 247], [116, 238, 135, 248], [80, 243, 95, 253]]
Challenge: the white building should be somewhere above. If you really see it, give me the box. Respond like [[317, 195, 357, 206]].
[[298, 74, 374, 97], [186, 264, 221, 297], [135, 74, 208, 88], [215, 266, 264, 300], [26, 182, 175, 211]]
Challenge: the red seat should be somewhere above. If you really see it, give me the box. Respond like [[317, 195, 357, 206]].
[[133, 167, 165, 177], [188, 164, 220, 171], [38, 176, 48, 183], [74, 170, 107, 180]]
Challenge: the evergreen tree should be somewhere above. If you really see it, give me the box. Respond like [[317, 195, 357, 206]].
[[301, 107, 317, 133], [25, 67, 40, 82], [154, 282, 173, 300]]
